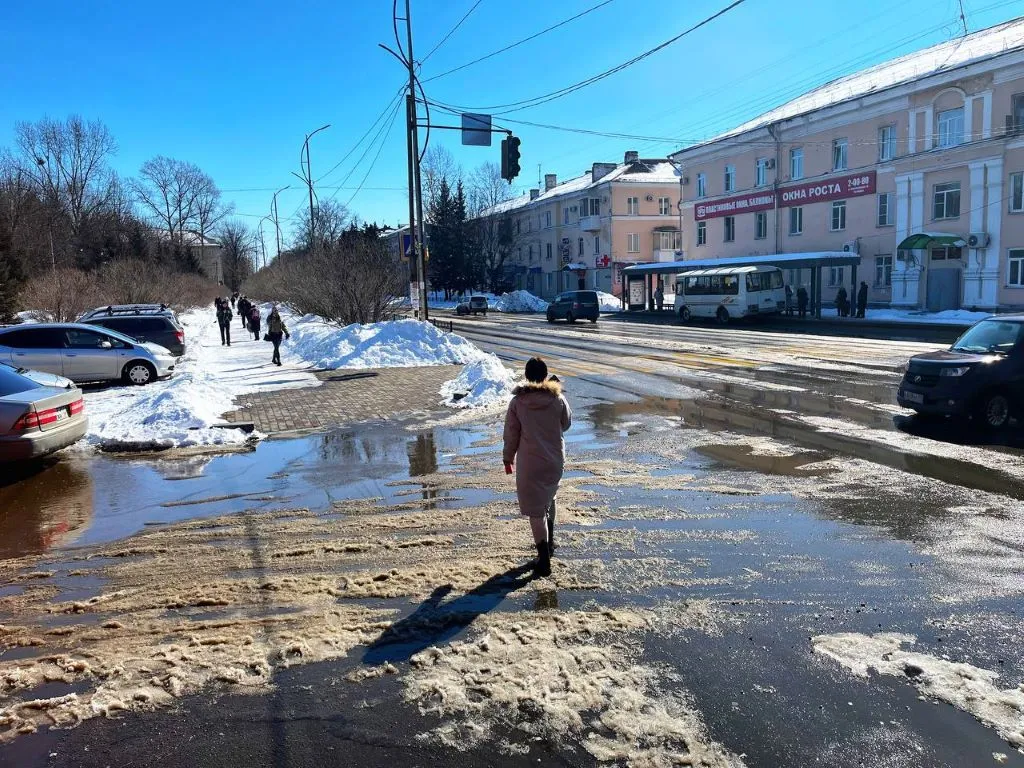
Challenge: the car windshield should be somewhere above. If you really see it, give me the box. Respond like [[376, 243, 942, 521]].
[[79, 325, 140, 346], [951, 320, 1024, 355]]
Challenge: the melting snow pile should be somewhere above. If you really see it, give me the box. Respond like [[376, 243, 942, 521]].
[[597, 291, 622, 312], [439, 356, 516, 408], [813, 632, 1024, 748], [494, 290, 549, 313]]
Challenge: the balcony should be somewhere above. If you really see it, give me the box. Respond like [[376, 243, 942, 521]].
[[653, 249, 682, 263], [579, 215, 601, 232]]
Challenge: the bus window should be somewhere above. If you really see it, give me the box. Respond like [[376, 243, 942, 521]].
[[770, 270, 783, 289], [722, 276, 739, 295], [745, 273, 762, 292]]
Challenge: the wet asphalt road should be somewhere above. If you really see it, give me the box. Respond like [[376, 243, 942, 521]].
[[3, 314, 1024, 766]]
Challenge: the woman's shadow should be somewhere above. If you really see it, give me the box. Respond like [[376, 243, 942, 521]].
[[362, 563, 535, 665]]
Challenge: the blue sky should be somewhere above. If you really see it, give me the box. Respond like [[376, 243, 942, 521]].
[[1, 0, 1022, 243]]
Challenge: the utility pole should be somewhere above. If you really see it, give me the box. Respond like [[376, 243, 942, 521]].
[[271, 185, 288, 260], [403, 0, 429, 321]]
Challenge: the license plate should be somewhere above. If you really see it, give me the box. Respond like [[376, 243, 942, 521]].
[[54, 409, 69, 421], [902, 390, 924, 404]]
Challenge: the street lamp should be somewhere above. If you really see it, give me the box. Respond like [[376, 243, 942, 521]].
[[291, 124, 330, 251], [271, 185, 289, 259]]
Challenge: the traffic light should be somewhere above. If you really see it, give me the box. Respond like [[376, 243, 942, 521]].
[[501, 135, 521, 183]]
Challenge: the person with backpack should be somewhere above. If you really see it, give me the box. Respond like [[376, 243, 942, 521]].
[[237, 296, 251, 330], [216, 298, 233, 346], [266, 305, 290, 366], [248, 305, 261, 341], [502, 357, 572, 578]]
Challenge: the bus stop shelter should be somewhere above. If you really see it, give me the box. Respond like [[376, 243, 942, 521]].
[[621, 251, 864, 319]]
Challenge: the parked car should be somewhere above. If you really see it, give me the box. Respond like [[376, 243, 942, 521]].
[[78, 304, 185, 356], [456, 296, 489, 316], [0, 361, 88, 461], [0, 324, 176, 386], [897, 314, 1024, 431], [546, 291, 600, 324]]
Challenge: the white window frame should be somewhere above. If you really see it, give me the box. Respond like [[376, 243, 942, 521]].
[[879, 125, 896, 162], [545, 211, 552, 228], [627, 232, 640, 253], [581, 198, 600, 216], [875, 254, 893, 287], [755, 158, 768, 188], [790, 147, 803, 180], [546, 243, 552, 260], [593, 236, 600, 255], [563, 208, 570, 225], [724, 165, 735, 193], [658, 196, 671, 215], [754, 211, 767, 239], [1010, 172, 1024, 213], [830, 200, 847, 231], [696, 173, 707, 198], [578, 237, 584, 256], [789, 206, 803, 235], [933, 182, 961, 220], [696, 221, 707, 246], [1009, 249, 1024, 287], [877, 192, 894, 226], [627, 196, 639, 216], [828, 266, 845, 287], [936, 107, 964, 148], [832, 138, 848, 171], [724, 216, 735, 242]]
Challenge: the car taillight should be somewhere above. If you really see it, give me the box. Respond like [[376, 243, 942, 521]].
[[176, 330, 184, 342], [12, 411, 40, 432], [69, 399, 84, 415]]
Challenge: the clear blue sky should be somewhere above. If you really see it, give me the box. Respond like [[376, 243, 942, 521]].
[[1, 0, 1022, 243]]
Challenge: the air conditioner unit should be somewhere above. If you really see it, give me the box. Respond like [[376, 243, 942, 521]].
[[842, 239, 859, 254], [967, 232, 990, 248], [765, 159, 776, 169], [645, 194, 654, 202]]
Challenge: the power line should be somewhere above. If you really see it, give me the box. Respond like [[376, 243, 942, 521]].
[[344, 100, 405, 207], [315, 85, 405, 184], [324, 97, 405, 206], [430, 0, 747, 115], [421, 0, 485, 65], [421, 0, 617, 83]]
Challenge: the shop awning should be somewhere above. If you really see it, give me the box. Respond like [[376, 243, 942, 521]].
[[897, 232, 967, 250], [622, 251, 861, 277]]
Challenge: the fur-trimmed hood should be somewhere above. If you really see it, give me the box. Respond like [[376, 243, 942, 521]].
[[512, 379, 562, 398]]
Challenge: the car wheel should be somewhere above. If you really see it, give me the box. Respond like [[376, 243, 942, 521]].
[[977, 390, 1012, 431], [546, 312, 555, 323], [589, 317, 597, 324], [716, 307, 730, 325], [679, 306, 691, 322], [123, 361, 155, 386], [566, 312, 576, 324]]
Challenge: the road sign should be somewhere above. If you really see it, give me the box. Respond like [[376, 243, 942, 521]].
[[461, 113, 492, 146]]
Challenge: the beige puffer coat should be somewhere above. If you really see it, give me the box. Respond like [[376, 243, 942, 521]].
[[502, 380, 572, 518]]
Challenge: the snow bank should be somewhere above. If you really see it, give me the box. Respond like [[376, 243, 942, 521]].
[[813, 632, 1024, 748], [597, 291, 622, 312], [439, 356, 516, 409], [494, 290, 549, 313], [819, 308, 989, 325]]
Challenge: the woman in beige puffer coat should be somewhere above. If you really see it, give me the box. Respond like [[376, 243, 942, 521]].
[[502, 357, 572, 577]]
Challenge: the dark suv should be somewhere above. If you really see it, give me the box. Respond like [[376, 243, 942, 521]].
[[546, 291, 600, 324], [78, 305, 185, 356], [897, 315, 1024, 431]]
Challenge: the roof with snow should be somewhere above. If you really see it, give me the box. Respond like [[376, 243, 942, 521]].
[[674, 17, 1024, 155], [480, 159, 680, 217]]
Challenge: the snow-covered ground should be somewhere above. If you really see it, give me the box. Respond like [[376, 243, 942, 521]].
[[819, 307, 989, 325], [596, 291, 623, 312], [78, 307, 514, 451], [493, 290, 549, 313]]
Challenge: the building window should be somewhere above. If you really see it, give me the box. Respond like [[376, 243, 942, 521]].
[[933, 182, 961, 220], [832, 138, 848, 171], [789, 206, 803, 235], [696, 221, 707, 246], [627, 196, 639, 215], [1009, 249, 1024, 286], [875, 255, 893, 287], [724, 216, 735, 242], [563, 208, 570, 225], [546, 243, 552, 260], [879, 125, 896, 161], [658, 196, 671, 215], [1010, 172, 1024, 213], [593, 236, 600, 255], [790, 147, 803, 180], [755, 158, 768, 187], [656, 230, 681, 250], [830, 200, 846, 231], [578, 237, 584, 256], [516, 219, 521, 234], [581, 198, 600, 216], [930, 246, 962, 261], [696, 173, 707, 198], [937, 107, 964, 148], [754, 211, 768, 239], [828, 266, 845, 287], [545, 211, 552, 228], [528, 245, 534, 262], [1012, 94, 1024, 134], [877, 192, 894, 226], [724, 165, 735, 193], [627, 233, 640, 253]]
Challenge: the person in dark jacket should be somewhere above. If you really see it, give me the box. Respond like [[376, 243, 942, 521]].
[[237, 296, 251, 330], [216, 299, 233, 346], [266, 305, 289, 365], [231, 292, 238, 309], [835, 286, 849, 318], [797, 285, 809, 318], [784, 284, 794, 316], [856, 281, 869, 318], [248, 305, 261, 340]]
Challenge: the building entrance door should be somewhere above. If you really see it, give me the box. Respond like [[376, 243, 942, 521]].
[[926, 268, 960, 312]]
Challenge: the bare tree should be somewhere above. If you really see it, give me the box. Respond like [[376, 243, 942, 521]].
[[293, 198, 351, 254], [467, 161, 519, 292], [421, 145, 460, 219], [193, 173, 231, 266], [132, 156, 205, 257], [217, 219, 255, 291]]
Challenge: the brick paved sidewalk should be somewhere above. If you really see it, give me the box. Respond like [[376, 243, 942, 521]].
[[223, 365, 462, 433]]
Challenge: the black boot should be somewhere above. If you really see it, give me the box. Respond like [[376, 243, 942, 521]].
[[547, 503, 556, 557], [534, 542, 551, 578]]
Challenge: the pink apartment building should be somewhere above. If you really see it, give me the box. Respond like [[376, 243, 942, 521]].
[[670, 18, 1024, 313], [482, 152, 681, 299]]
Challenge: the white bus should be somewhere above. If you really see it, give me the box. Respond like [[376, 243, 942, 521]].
[[673, 265, 786, 323]]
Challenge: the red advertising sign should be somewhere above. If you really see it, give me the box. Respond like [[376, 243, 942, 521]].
[[694, 171, 877, 220]]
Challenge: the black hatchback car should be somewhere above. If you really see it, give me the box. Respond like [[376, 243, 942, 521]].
[[897, 315, 1024, 430], [546, 291, 600, 324], [78, 305, 186, 356]]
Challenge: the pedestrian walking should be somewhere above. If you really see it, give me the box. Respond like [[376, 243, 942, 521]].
[[231, 292, 238, 309], [502, 357, 572, 578], [237, 296, 250, 330], [248, 305, 261, 341], [216, 298, 233, 346], [266, 305, 289, 366], [835, 286, 849, 318], [784, 284, 794, 316], [655, 284, 665, 312], [797, 285, 809, 319], [856, 281, 869, 318]]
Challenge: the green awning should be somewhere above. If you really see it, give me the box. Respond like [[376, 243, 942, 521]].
[[897, 233, 967, 250]]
